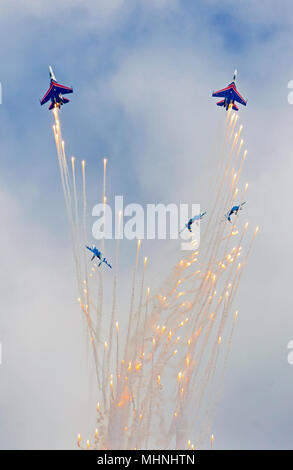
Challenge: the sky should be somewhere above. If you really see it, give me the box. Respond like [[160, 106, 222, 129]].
[[0, 0, 293, 449]]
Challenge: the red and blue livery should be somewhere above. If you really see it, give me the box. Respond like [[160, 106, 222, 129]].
[[40, 66, 73, 111], [212, 69, 247, 111]]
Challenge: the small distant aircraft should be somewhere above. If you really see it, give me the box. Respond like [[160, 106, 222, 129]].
[[180, 211, 207, 234], [86, 245, 112, 269], [225, 202, 246, 223], [40, 66, 73, 110], [212, 69, 247, 111]]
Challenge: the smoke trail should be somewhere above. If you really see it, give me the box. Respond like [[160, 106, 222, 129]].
[[50, 107, 257, 450]]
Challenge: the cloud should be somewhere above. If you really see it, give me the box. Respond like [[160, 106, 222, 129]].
[[0, 183, 99, 449], [204, 0, 293, 25], [1, 0, 293, 450], [0, 0, 178, 31]]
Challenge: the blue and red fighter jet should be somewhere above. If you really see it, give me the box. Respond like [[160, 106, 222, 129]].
[[40, 66, 73, 110], [212, 69, 247, 111], [86, 245, 112, 269]]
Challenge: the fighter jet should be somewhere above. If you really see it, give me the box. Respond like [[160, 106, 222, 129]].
[[86, 245, 112, 269], [212, 70, 247, 111], [180, 211, 207, 234], [40, 66, 73, 110], [225, 202, 246, 223]]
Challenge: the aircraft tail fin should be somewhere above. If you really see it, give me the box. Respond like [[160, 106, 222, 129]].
[[63, 97, 70, 104], [217, 100, 225, 107], [48, 102, 55, 111], [232, 103, 239, 111], [103, 258, 112, 269]]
